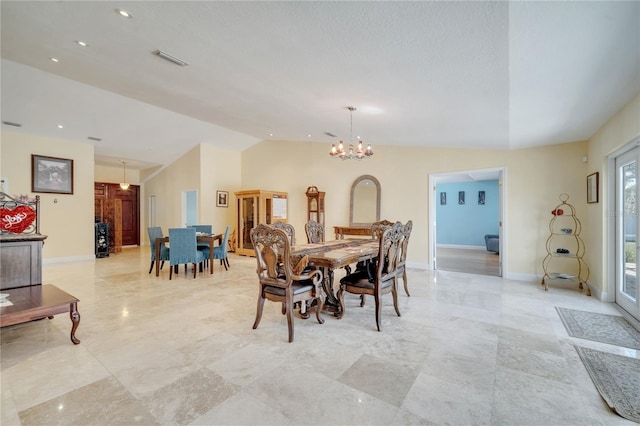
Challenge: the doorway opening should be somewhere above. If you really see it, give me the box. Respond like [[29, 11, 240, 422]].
[[429, 167, 505, 277]]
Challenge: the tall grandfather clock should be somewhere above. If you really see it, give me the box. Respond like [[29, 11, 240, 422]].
[[305, 186, 325, 229]]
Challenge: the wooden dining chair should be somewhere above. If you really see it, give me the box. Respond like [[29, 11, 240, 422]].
[[397, 220, 413, 297], [305, 220, 325, 244], [272, 221, 296, 246], [250, 224, 324, 342], [371, 219, 394, 239], [168, 228, 207, 279], [338, 221, 403, 331]]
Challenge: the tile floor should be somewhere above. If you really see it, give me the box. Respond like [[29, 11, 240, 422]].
[[1, 247, 638, 425]]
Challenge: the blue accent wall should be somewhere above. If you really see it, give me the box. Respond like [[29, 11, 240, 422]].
[[436, 180, 499, 246]]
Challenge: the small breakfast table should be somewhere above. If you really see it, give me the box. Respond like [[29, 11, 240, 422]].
[[155, 233, 223, 277]]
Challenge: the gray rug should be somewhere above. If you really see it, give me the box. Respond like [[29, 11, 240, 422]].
[[556, 307, 640, 350], [575, 346, 640, 423]]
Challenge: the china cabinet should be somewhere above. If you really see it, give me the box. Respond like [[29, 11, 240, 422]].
[[305, 186, 325, 229], [235, 190, 288, 256], [541, 193, 591, 295]]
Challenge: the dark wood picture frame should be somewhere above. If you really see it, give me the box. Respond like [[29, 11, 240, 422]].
[[216, 190, 229, 208], [587, 172, 599, 204], [31, 154, 74, 194]]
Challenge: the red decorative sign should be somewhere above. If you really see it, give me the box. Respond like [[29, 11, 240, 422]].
[[0, 206, 36, 233]]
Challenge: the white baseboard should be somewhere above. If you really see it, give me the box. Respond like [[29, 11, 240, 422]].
[[43, 255, 95, 265], [437, 244, 486, 251]]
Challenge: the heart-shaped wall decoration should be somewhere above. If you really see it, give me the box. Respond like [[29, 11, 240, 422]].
[[0, 206, 37, 234]]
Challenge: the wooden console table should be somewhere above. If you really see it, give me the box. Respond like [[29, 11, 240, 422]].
[[0, 284, 80, 344], [334, 226, 372, 240]]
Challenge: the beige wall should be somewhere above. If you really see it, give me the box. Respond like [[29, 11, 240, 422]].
[[142, 144, 241, 245], [1, 131, 95, 261], [94, 164, 140, 187], [241, 138, 590, 282], [586, 93, 640, 300]]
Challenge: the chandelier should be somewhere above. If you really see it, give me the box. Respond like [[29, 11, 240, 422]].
[[120, 161, 130, 190], [329, 106, 373, 160]]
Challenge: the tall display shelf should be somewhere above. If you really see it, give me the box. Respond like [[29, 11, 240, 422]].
[[235, 190, 288, 256], [541, 193, 591, 296]]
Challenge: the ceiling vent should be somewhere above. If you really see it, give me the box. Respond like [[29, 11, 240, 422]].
[[153, 50, 189, 67], [2, 121, 22, 127], [87, 136, 102, 141], [324, 132, 337, 137]]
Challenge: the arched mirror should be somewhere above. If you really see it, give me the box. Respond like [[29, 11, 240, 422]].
[[350, 175, 381, 226]]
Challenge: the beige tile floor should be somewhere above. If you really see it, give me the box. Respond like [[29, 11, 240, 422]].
[[1, 247, 638, 425]]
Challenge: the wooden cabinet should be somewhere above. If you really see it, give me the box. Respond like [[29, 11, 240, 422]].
[[0, 234, 47, 290], [305, 186, 325, 229], [541, 193, 591, 296], [94, 182, 140, 247], [235, 190, 288, 256]]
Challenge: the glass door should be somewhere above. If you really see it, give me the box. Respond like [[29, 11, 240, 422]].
[[615, 148, 640, 320]]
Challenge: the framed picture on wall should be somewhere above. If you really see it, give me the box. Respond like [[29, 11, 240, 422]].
[[458, 191, 465, 205], [216, 190, 229, 207], [587, 172, 599, 203], [478, 191, 485, 205], [440, 192, 446, 205], [31, 154, 74, 194]]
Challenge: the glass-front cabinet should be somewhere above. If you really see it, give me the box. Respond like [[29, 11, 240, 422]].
[[235, 190, 288, 256], [305, 186, 325, 229]]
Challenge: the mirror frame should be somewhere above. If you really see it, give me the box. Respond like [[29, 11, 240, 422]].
[[349, 174, 381, 227]]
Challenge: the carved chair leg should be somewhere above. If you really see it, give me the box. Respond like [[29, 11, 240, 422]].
[[285, 299, 294, 342], [392, 284, 401, 317], [403, 271, 410, 296], [375, 295, 382, 332], [253, 293, 265, 330]]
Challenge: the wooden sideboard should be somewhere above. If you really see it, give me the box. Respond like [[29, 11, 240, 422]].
[[0, 233, 47, 290], [333, 226, 372, 240]]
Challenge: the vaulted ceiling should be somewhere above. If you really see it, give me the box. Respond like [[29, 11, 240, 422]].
[[1, 1, 639, 170]]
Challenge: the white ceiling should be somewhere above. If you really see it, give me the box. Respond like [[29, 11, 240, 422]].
[[1, 1, 639, 170]]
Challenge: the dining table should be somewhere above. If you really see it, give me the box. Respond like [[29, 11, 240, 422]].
[[155, 233, 223, 277], [290, 238, 379, 317]]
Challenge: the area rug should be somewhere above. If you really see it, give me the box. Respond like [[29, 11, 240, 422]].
[[575, 346, 640, 423], [555, 307, 640, 350]]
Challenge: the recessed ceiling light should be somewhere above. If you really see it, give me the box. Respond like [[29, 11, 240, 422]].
[[57, 124, 64, 129], [115, 8, 132, 18], [269, 133, 273, 137], [75, 40, 88, 47], [307, 134, 312, 138], [50, 57, 59, 63]]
